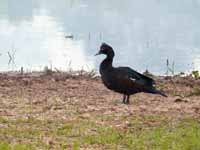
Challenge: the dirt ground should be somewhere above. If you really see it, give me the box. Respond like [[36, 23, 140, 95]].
[[0, 71, 200, 124], [1, 71, 200, 149]]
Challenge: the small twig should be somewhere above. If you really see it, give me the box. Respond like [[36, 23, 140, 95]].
[[166, 59, 175, 76], [8, 52, 12, 65], [7, 46, 17, 70]]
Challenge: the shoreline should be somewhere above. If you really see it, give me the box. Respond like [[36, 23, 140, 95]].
[[0, 70, 200, 149]]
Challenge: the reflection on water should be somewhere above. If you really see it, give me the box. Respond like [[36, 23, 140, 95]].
[[0, 0, 200, 74], [0, 1, 94, 71]]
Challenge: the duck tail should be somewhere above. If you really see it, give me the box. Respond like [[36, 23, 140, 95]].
[[149, 88, 168, 97]]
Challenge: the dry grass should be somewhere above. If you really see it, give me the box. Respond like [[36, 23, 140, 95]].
[[0, 72, 200, 149]]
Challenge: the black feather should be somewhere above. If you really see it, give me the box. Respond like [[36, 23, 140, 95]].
[[96, 43, 167, 104]]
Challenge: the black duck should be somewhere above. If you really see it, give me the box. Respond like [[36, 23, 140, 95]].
[[95, 43, 167, 104]]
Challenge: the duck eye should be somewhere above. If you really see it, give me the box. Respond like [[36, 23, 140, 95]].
[[101, 48, 105, 52]]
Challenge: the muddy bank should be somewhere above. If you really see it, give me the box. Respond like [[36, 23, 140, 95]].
[[0, 71, 200, 122]]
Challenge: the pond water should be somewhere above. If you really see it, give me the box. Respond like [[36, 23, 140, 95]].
[[0, 0, 200, 75]]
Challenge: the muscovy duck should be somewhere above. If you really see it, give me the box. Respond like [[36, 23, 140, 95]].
[[95, 43, 167, 104]]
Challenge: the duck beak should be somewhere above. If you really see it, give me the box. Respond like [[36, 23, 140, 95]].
[[95, 51, 101, 56]]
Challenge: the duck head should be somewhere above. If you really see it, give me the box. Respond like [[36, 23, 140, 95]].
[[95, 43, 115, 58]]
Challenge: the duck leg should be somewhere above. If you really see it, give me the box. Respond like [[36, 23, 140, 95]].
[[126, 95, 130, 104], [123, 95, 127, 104]]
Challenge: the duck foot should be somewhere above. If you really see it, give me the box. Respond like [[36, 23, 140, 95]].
[[123, 95, 130, 104], [126, 95, 130, 104], [123, 95, 126, 104]]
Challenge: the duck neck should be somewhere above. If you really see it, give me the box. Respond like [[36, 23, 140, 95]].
[[100, 55, 114, 71]]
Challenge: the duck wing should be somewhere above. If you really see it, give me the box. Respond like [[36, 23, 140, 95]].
[[116, 67, 155, 87]]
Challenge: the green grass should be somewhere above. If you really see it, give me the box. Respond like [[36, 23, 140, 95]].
[[0, 142, 34, 150], [0, 116, 200, 149]]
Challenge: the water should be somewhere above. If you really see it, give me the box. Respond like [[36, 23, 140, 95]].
[[0, 0, 200, 74]]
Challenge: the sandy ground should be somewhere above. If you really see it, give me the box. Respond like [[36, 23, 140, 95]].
[[0, 71, 200, 126]]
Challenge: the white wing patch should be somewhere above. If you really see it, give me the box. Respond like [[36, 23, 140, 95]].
[[130, 77, 136, 82]]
